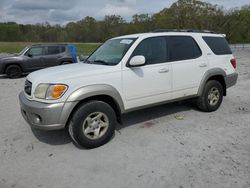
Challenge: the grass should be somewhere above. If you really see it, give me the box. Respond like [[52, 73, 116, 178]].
[[0, 42, 101, 55], [70, 43, 101, 55]]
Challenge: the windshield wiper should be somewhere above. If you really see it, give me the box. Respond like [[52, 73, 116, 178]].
[[83, 59, 91, 64], [93, 60, 112, 65]]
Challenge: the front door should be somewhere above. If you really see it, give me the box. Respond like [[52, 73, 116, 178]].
[[24, 46, 45, 71], [123, 36, 172, 110]]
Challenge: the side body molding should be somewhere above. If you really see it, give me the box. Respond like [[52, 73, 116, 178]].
[[197, 68, 226, 96], [66, 84, 125, 113]]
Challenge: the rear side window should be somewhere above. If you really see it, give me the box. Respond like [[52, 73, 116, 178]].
[[203, 36, 232, 55], [167, 36, 202, 61], [45, 46, 60, 55], [132, 37, 167, 65], [60, 46, 66, 53]]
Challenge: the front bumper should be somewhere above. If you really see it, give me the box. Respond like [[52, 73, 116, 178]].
[[19, 91, 76, 130], [225, 72, 238, 88]]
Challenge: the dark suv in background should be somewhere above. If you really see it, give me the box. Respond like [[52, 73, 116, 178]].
[[0, 44, 76, 78]]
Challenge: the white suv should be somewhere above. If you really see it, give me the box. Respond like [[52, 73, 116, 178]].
[[19, 30, 238, 148]]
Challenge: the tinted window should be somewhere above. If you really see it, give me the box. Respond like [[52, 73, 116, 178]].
[[203, 36, 232, 55], [167, 36, 202, 61], [45, 46, 60, 55], [28, 47, 43, 56], [132, 37, 167, 64], [60, 46, 66, 53]]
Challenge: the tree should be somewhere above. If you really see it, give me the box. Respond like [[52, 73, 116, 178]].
[[152, 0, 224, 30], [0, 0, 250, 43]]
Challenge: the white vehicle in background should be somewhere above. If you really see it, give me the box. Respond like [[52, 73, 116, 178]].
[[19, 29, 238, 148]]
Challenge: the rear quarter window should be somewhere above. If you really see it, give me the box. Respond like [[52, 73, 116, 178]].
[[60, 46, 66, 53], [203, 36, 232, 55]]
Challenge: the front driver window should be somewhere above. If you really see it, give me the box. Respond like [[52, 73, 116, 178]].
[[132, 37, 167, 65], [27, 47, 43, 56]]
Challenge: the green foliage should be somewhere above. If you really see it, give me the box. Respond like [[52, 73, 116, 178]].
[[152, 0, 224, 30], [0, 0, 250, 43], [222, 6, 250, 43], [71, 43, 101, 55], [0, 42, 31, 53], [0, 42, 101, 55]]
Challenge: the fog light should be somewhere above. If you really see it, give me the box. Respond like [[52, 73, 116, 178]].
[[33, 115, 41, 124]]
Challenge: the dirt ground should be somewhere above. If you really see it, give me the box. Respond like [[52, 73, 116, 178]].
[[0, 51, 250, 188]]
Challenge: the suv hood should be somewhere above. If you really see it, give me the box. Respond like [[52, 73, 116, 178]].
[[27, 63, 117, 83], [0, 54, 21, 62]]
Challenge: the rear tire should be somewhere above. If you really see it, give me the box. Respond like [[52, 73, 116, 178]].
[[68, 100, 116, 149], [6, 65, 22, 78], [196, 80, 223, 112]]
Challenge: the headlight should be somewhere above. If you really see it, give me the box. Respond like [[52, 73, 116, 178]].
[[34, 84, 68, 100]]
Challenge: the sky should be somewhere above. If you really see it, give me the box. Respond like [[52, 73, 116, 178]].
[[0, 0, 249, 25]]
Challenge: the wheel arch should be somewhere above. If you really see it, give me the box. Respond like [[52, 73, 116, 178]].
[[63, 85, 125, 125], [198, 68, 227, 97], [4, 63, 23, 74]]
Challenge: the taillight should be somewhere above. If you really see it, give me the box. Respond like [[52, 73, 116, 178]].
[[230, 58, 236, 69]]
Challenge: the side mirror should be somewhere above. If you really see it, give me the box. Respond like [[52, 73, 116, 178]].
[[128, 55, 146, 67], [28, 53, 33, 57]]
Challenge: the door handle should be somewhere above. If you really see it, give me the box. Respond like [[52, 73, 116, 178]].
[[158, 68, 169, 73], [199, 63, 207, 68]]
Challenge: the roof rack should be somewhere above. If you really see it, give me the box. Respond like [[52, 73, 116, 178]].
[[152, 29, 216, 34]]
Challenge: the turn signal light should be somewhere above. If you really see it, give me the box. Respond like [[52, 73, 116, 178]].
[[51, 85, 67, 99]]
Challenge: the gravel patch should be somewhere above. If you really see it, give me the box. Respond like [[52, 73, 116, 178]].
[[0, 51, 249, 188]]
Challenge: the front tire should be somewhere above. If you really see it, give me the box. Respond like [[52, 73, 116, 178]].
[[68, 101, 116, 148], [196, 80, 223, 112], [6, 65, 22, 78]]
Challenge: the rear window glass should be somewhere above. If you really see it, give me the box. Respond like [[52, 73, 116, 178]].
[[45, 46, 60, 55], [203, 36, 232, 55], [60, 46, 66, 53], [166, 36, 202, 61]]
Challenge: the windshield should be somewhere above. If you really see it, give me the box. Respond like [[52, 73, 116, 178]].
[[18, 46, 29, 55], [87, 38, 136, 65]]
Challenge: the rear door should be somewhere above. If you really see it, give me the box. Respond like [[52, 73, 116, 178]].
[[167, 36, 208, 98], [43, 46, 64, 67]]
